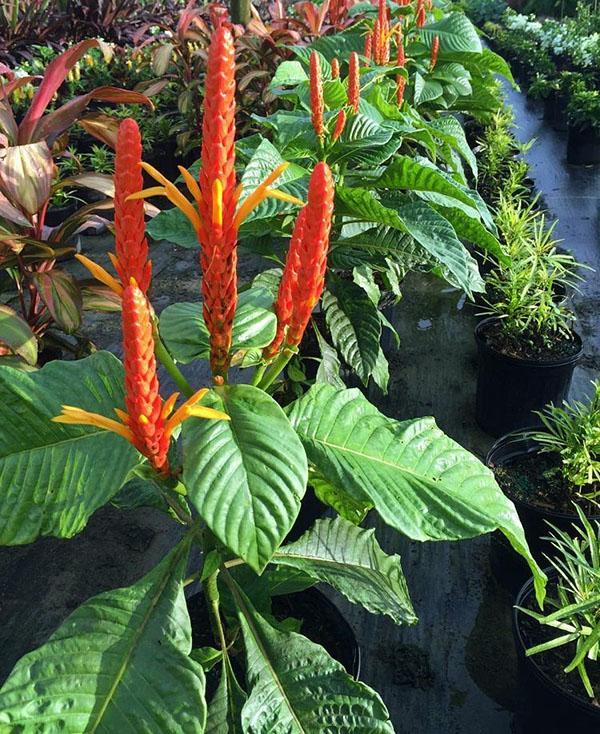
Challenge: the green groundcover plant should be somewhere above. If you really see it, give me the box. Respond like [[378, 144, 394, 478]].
[[0, 20, 546, 733]]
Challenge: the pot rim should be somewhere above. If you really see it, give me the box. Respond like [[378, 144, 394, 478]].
[[513, 572, 600, 719], [486, 431, 600, 523], [475, 317, 583, 368]]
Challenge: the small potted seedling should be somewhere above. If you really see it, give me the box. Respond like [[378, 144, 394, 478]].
[[475, 201, 583, 436], [514, 507, 600, 729], [488, 381, 600, 580]]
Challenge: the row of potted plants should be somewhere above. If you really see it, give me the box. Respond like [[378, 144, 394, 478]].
[[0, 0, 596, 730], [469, 0, 600, 165]]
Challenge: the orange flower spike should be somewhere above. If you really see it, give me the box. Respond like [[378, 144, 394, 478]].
[[331, 57, 340, 79], [120, 282, 170, 472], [263, 210, 306, 360], [114, 118, 151, 293], [430, 35, 440, 70], [415, 0, 426, 28], [348, 51, 360, 113], [198, 25, 238, 379], [396, 75, 406, 106], [332, 109, 346, 142], [309, 50, 324, 140], [396, 25, 406, 68], [377, 0, 390, 65], [286, 162, 335, 347], [364, 30, 373, 60]]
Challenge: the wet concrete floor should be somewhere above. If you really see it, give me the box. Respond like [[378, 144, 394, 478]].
[[0, 83, 598, 732]]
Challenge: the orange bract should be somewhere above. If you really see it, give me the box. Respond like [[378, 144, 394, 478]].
[[310, 50, 324, 139], [348, 51, 360, 113]]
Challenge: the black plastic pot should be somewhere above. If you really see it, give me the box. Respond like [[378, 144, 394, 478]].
[[45, 200, 78, 228], [187, 586, 360, 678], [543, 91, 569, 132], [486, 433, 600, 591], [567, 123, 600, 166], [475, 317, 582, 437], [513, 574, 600, 732]]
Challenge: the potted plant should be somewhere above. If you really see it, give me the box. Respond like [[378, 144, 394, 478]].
[[0, 27, 546, 729], [488, 381, 600, 585], [514, 506, 600, 730], [475, 201, 583, 436], [566, 80, 600, 166]]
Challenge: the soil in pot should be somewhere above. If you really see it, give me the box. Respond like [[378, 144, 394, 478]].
[[487, 434, 600, 590], [475, 318, 582, 436], [514, 575, 600, 731], [567, 124, 600, 166], [187, 586, 360, 697]]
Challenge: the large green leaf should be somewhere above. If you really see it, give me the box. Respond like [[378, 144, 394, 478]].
[[159, 287, 276, 364], [393, 201, 484, 295], [323, 278, 382, 385], [309, 470, 372, 525], [0, 543, 207, 732], [328, 114, 395, 166], [0, 351, 138, 545], [147, 206, 198, 248], [433, 204, 505, 261], [427, 115, 477, 178], [231, 583, 395, 733], [275, 517, 417, 625], [413, 73, 443, 106], [336, 187, 482, 294], [287, 384, 547, 604], [420, 13, 482, 53], [373, 155, 478, 211], [206, 661, 246, 734], [183, 385, 308, 573]]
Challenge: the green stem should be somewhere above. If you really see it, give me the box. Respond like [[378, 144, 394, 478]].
[[206, 571, 228, 652], [257, 349, 294, 392], [153, 329, 194, 398], [251, 363, 268, 387]]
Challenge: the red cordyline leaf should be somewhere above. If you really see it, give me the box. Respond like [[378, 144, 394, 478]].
[[309, 50, 324, 139], [114, 119, 151, 293], [198, 25, 238, 379], [348, 51, 360, 113], [121, 282, 170, 472], [430, 35, 440, 70], [264, 162, 335, 357], [332, 108, 346, 142]]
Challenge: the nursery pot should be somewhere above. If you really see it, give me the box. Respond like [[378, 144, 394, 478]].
[[475, 317, 582, 437], [486, 433, 600, 591], [567, 124, 600, 166], [44, 200, 78, 228], [513, 574, 600, 732], [187, 586, 361, 678], [543, 92, 569, 132]]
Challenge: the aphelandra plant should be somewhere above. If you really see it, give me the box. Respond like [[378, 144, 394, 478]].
[[0, 26, 546, 733]]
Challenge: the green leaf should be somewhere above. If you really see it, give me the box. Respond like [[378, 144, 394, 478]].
[[159, 286, 276, 364], [0, 543, 207, 732], [276, 517, 417, 625], [31, 269, 82, 333], [287, 384, 547, 604], [313, 322, 345, 389], [232, 584, 395, 733], [394, 201, 484, 295], [427, 115, 477, 178], [373, 155, 478, 211], [413, 73, 443, 105], [147, 206, 198, 248], [309, 470, 372, 525], [206, 661, 246, 734], [183, 385, 308, 573], [0, 351, 138, 545], [328, 114, 395, 166], [0, 304, 37, 365], [323, 278, 382, 385], [269, 60, 308, 90], [420, 13, 482, 53], [433, 205, 505, 261]]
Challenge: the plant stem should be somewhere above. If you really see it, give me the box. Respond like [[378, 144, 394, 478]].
[[230, 0, 251, 25], [206, 571, 228, 652], [257, 349, 294, 391], [152, 327, 194, 398], [251, 363, 267, 387]]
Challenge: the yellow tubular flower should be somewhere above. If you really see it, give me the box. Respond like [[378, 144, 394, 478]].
[[75, 254, 123, 296]]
